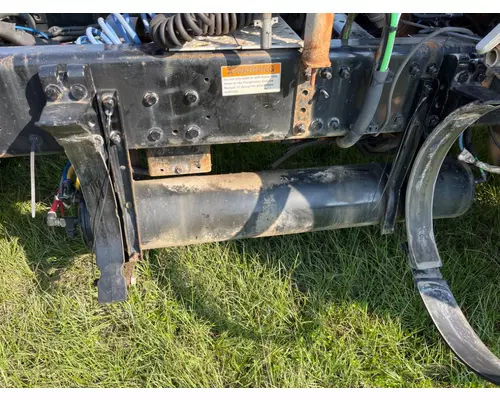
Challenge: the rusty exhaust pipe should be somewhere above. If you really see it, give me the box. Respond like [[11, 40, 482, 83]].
[[302, 13, 335, 70]]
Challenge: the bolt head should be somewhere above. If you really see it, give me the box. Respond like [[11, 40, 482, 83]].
[[320, 68, 332, 80], [186, 126, 200, 140], [426, 64, 438, 76], [69, 84, 87, 101], [143, 92, 158, 107], [329, 118, 340, 130], [409, 63, 421, 76], [148, 128, 162, 142], [109, 131, 121, 145], [125, 201, 132, 209], [184, 91, 199, 105], [45, 84, 62, 102], [476, 72, 486, 83], [393, 116, 404, 126], [295, 123, 306, 134], [339, 66, 351, 79], [102, 96, 115, 110], [456, 71, 469, 84], [310, 120, 323, 132], [426, 115, 440, 128], [319, 89, 330, 99], [174, 166, 183, 174]]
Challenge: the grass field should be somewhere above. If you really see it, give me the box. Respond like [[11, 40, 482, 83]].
[[0, 137, 499, 387]]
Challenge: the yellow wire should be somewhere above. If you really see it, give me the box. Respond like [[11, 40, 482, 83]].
[[67, 165, 81, 191]]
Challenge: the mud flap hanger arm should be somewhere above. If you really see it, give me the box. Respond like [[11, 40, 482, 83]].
[[405, 100, 500, 385]]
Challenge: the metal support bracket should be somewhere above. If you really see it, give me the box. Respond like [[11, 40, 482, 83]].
[[253, 13, 278, 50], [381, 80, 433, 235], [36, 64, 127, 303], [405, 100, 500, 384], [96, 90, 142, 261], [290, 13, 335, 138]]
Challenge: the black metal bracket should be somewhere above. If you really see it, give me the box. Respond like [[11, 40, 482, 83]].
[[405, 100, 500, 385], [96, 90, 142, 262], [36, 64, 127, 303], [381, 80, 433, 235]]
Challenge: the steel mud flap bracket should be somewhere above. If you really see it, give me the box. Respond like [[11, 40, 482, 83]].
[[405, 100, 500, 384], [36, 64, 129, 303]]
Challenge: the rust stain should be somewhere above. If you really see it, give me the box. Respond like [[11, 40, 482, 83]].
[[135, 169, 303, 195], [147, 145, 212, 176], [425, 40, 439, 50], [302, 13, 334, 69], [123, 261, 136, 286], [291, 69, 316, 137], [0, 55, 14, 69]]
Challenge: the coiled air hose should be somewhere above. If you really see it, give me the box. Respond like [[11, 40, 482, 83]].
[[150, 13, 256, 49]]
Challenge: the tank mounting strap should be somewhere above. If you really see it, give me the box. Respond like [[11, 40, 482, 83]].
[[405, 100, 500, 385]]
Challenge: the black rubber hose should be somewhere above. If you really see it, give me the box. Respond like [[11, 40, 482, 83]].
[[150, 13, 255, 49], [0, 13, 36, 29], [336, 16, 392, 149], [0, 21, 36, 45], [337, 70, 389, 148], [366, 13, 385, 29]]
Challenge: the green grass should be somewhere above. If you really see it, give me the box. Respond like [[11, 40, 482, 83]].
[[0, 136, 499, 387]]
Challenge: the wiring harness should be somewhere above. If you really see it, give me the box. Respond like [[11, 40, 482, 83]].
[[76, 13, 155, 44]]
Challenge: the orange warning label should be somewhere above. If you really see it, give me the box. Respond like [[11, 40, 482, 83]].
[[221, 63, 281, 78], [221, 63, 281, 96]]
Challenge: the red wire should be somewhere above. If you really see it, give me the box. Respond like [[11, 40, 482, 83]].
[[49, 188, 60, 213], [50, 188, 65, 216]]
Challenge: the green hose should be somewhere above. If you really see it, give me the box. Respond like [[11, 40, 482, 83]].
[[378, 13, 401, 72]]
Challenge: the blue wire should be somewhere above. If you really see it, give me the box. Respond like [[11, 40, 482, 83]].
[[59, 162, 72, 190], [86, 27, 113, 44], [77, 13, 147, 46], [15, 25, 49, 40], [459, 132, 464, 151], [97, 17, 122, 44], [111, 14, 131, 43], [76, 36, 90, 44], [112, 13, 141, 44]]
